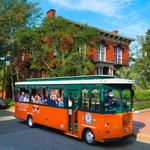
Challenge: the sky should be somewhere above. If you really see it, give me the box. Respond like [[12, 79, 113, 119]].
[[31, 0, 150, 39]]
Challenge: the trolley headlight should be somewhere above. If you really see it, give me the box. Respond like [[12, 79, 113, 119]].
[[104, 123, 109, 128], [104, 123, 108, 128]]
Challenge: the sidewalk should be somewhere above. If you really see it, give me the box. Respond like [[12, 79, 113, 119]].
[[0, 106, 15, 121], [133, 109, 150, 142]]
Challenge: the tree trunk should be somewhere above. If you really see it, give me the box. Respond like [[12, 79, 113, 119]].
[[2, 64, 6, 99], [15, 63, 20, 82], [10, 63, 15, 100]]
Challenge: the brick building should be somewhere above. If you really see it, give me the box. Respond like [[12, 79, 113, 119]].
[[20, 9, 133, 78]]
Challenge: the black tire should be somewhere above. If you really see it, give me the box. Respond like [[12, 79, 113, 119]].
[[27, 116, 34, 128], [83, 129, 96, 145]]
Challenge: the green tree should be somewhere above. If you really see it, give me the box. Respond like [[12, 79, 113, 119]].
[[118, 31, 150, 89], [141, 30, 150, 58], [135, 30, 150, 89], [116, 67, 131, 79], [0, 0, 41, 99], [116, 66, 137, 80], [26, 17, 99, 77], [133, 58, 150, 89]]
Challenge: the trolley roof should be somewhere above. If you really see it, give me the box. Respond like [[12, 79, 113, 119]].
[[15, 75, 135, 86]]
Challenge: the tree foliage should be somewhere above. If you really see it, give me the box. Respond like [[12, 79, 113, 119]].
[[116, 67, 135, 79], [117, 30, 150, 89], [18, 16, 99, 77], [141, 30, 150, 57], [0, 0, 41, 99], [137, 30, 150, 89]]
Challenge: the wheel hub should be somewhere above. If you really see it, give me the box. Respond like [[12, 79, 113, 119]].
[[28, 118, 33, 126], [86, 131, 94, 143]]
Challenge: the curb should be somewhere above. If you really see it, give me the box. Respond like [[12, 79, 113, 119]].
[[133, 108, 150, 114], [0, 116, 15, 121], [133, 131, 150, 142]]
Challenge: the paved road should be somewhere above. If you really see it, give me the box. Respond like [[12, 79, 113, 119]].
[[0, 109, 150, 150]]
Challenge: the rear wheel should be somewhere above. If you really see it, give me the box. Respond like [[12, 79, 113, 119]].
[[27, 116, 34, 128], [83, 129, 95, 145]]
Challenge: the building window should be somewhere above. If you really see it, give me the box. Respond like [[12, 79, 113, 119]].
[[115, 47, 122, 64], [78, 43, 87, 57], [97, 43, 106, 62]]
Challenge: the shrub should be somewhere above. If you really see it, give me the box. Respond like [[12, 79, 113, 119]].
[[4, 98, 14, 108], [134, 101, 150, 110], [134, 90, 150, 101]]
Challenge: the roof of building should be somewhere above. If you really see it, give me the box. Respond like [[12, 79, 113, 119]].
[[60, 17, 134, 44]]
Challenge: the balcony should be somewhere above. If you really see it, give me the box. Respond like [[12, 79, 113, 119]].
[[93, 56, 129, 66], [114, 58, 129, 66], [93, 52, 114, 64], [94, 50, 107, 63]]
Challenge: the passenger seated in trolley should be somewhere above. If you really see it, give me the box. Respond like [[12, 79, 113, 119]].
[[49, 95, 56, 106], [19, 92, 25, 102], [58, 96, 64, 107], [41, 96, 49, 105], [32, 94, 42, 104], [24, 93, 30, 102], [18, 92, 30, 102], [54, 94, 59, 106], [16, 93, 20, 102], [49, 94, 64, 107]]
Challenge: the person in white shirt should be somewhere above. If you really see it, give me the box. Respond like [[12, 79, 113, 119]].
[[24, 93, 30, 102]]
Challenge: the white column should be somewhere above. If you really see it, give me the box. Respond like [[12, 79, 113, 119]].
[[95, 68, 97, 75], [109, 67, 111, 75], [98, 67, 101, 75], [109, 68, 113, 75], [111, 68, 114, 75], [101, 67, 103, 75]]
